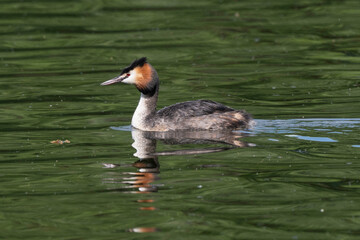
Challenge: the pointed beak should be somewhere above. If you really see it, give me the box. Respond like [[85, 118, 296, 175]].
[[100, 75, 126, 86]]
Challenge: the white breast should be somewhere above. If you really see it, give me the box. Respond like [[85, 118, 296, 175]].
[[131, 93, 152, 130]]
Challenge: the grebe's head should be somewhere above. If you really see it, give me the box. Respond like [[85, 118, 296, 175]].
[[101, 57, 159, 95]]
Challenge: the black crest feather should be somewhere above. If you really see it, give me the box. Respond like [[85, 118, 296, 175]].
[[121, 57, 147, 74]]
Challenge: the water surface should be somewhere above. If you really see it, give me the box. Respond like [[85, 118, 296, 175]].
[[1, 0, 360, 239]]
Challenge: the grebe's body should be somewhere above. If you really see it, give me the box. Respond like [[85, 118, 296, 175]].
[[101, 57, 252, 131]]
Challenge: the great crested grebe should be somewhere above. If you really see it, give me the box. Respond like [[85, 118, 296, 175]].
[[101, 57, 253, 131]]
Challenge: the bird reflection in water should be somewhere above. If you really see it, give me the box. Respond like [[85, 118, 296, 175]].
[[103, 128, 253, 233]]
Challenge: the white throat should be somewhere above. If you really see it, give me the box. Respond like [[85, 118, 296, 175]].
[[131, 93, 157, 130]]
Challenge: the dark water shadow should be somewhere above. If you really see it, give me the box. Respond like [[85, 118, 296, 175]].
[[102, 127, 253, 232]]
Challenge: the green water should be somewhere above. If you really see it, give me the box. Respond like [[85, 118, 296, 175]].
[[1, 0, 360, 239]]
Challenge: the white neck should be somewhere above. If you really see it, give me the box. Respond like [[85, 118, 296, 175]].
[[131, 92, 158, 130]]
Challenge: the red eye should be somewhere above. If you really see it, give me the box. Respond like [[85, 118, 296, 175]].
[[126, 73, 130, 76]]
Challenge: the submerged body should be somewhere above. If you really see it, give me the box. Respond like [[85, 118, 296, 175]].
[[101, 57, 252, 131]]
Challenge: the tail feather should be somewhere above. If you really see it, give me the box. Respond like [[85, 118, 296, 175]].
[[220, 110, 253, 129]]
